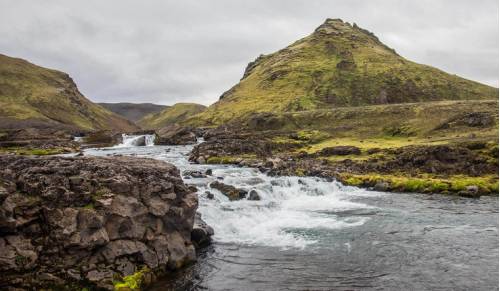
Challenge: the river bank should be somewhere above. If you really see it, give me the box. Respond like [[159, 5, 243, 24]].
[[0, 153, 212, 290], [86, 141, 499, 290]]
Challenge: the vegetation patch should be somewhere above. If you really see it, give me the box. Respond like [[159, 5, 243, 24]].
[[113, 267, 150, 291], [0, 147, 65, 155], [338, 173, 499, 196]]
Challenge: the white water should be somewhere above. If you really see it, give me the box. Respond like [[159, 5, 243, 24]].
[[116, 134, 155, 147], [73, 136, 84, 142], [84, 142, 382, 249]]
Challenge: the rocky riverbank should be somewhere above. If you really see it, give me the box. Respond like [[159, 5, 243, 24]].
[[188, 127, 499, 197], [0, 155, 212, 290]]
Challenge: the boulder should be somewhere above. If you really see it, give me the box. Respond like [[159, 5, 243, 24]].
[[247, 190, 261, 201], [155, 125, 197, 145], [0, 155, 206, 290], [191, 212, 214, 249], [83, 130, 122, 147], [183, 170, 206, 178], [205, 191, 215, 199], [209, 181, 247, 201], [374, 181, 390, 192]]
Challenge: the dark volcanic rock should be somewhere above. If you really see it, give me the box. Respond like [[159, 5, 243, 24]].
[[156, 125, 197, 145], [83, 130, 122, 147], [191, 212, 214, 249], [209, 181, 247, 201], [183, 170, 206, 178], [189, 128, 274, 164], [318, 146, 361, 156], [0, 128, 79, 151], [247, 190, 261, 201], [0, 155, 204, 290]]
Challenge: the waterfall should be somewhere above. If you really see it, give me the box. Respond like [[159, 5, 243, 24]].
[[117, 134, 156, 147], [73, 136, 84, 142]]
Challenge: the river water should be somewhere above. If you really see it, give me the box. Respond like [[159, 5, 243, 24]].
[[84, 138, 499, 291]]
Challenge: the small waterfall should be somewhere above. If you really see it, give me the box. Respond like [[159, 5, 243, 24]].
[[117, 134, 156, 147]]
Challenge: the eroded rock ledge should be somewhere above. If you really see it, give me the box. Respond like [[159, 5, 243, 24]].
[[0, 155, 211, 290]]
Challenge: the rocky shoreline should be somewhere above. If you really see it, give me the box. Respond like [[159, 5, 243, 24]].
[[188, 127, 499, 197], [0, 155, 212, 290]]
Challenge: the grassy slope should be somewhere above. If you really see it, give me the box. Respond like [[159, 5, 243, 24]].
[[189, 19, 498, 126], [138, 103, 206, 129], [0, 54, 139, 132], [98, 102, 168, 122]]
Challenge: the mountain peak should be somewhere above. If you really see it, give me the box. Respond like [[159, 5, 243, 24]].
[[191, 19, 498, 125]]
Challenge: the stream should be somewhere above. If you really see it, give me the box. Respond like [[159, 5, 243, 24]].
[[84, 136, 499, 291]]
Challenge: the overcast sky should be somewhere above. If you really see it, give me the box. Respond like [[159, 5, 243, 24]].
[[0, 0, 498, 105]]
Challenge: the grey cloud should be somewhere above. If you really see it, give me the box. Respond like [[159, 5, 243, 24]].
[[0, 0, 497, 105]]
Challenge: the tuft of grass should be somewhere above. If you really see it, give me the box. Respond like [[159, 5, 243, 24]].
[[113, 267, 150, 291]]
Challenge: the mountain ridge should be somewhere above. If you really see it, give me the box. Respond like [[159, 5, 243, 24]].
[[98, 102, 168, 122]]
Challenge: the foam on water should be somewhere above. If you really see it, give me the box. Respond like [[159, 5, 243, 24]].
[[84, 142, 380, 249]]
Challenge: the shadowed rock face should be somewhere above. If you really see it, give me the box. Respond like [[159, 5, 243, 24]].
[[155, 125, 197, 145], [0, 155, 202, 290]]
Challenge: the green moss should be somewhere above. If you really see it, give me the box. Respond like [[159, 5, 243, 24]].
[[113, 267, 150, 291], [339, 173, 498, 195], [295, 130, 330, 143], [294, 168, 306, 176], [83, 203, 94, 210], [0, 147, 65, 156]]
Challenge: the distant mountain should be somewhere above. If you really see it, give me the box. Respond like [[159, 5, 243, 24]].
[[138, 103, 206, 129], [0, 54, 139, 132], [98, 102, 168, 122], [191, 19, 498, 125]]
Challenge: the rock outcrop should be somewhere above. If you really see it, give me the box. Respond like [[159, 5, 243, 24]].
[[209, 181, 247, 201], [155, 125, 197, 145], [0, 155, 211, 290], [0, 128, 79, 152]]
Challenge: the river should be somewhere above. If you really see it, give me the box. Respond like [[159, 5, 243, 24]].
[[83, 137, 499, 291]]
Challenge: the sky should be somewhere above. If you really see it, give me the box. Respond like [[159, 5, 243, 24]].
[[0, 0, 498, 106]]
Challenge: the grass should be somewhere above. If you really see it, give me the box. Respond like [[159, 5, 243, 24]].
[[0, 147, 65, 155], [138, 103, 206, 129], [338, 173, 499, 195]]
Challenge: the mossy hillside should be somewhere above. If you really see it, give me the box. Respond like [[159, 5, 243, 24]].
[[138, 103, 206, 129], [253, 100, 499, 152], [0, 53, 138, 132], [189, 19, 498, 126]]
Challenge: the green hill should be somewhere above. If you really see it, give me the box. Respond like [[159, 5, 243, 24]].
[[0, 54, 139, 132], [98, 102, 168, 122], [138, 103, 206, 129], [191, 18, 498, 125]]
